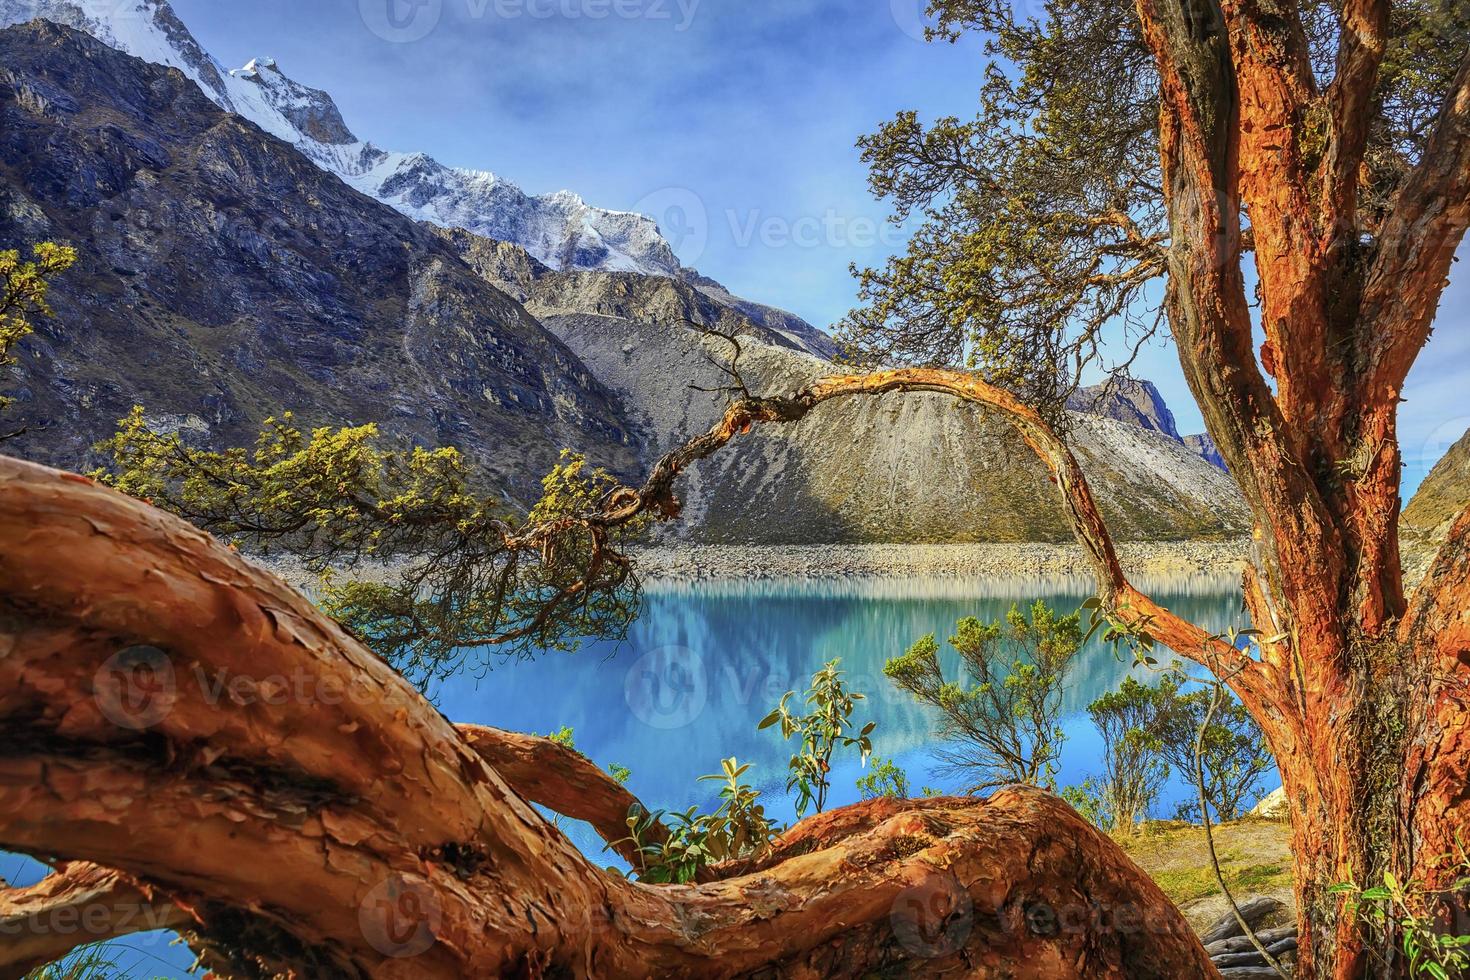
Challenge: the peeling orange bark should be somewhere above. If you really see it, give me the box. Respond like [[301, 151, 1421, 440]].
[[0, 863, 189, 978], [1123, 0, 1470, 972], [0, 457, 1218, 978]]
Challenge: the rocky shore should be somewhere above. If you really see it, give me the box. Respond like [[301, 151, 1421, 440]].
[[630, 539, 1251, 584]]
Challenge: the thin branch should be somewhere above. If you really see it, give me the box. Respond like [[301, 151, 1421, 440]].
[[1192, 663, 1290, 978]]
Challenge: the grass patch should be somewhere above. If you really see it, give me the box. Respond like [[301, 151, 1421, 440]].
[[1149, 861, 1292, 906], [1115, 818, 1295, 915]]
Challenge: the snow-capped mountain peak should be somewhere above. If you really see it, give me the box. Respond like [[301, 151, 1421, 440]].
[[2, 0, 842, 357], [0, 0, 683, 278], [227, 55, 357, 146]]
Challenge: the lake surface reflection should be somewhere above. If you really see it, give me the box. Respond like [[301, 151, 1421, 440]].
[[436, 571, 1264, 863], [5, 572, 1261, 978]]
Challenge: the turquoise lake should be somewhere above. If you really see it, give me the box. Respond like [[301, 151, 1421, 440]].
[[10, 572, 1265, 977]]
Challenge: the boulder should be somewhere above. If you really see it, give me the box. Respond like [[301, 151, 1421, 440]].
[[1249, 787, 1288, 819], [1200, 896, 1288, 946]]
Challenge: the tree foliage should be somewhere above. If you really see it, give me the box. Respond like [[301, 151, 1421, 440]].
[[856, 757, 911, 800], [884, 601, 1080, 793], [1154, 675, 1274, 822], [95, 411, 646, 689], [838, 0, 1468, 415], [1, 242, 75, 419]]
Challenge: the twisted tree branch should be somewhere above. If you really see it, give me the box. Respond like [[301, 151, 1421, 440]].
[[0, 456, 1218, 977]]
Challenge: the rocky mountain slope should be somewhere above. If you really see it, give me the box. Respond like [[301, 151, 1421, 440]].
[[0, 18, 1249, 544], [0, 20, 637, 503], [1071, 378, 1226, 472], [1403, 426, 1470, 577], [0, 0, 837, 360], [455, 238, 1250, 543]]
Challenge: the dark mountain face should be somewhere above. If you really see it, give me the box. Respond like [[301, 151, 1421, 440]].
[[0, 20, 636, 503], [1069, 379, 1181, 439]]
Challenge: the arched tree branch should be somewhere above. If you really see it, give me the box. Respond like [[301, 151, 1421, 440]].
[[575, 367, 1272, 717], [0, 456, 1218, 977]]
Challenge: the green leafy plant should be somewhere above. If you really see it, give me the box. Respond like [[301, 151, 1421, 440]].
[[1330, 855, 1470, 980], [615, 804, 713, 884], [1, 242, 76, 426], [856, 756, 910, 800], [697, 757, 779, 860], [613, 757, 777, 883], [760, 660, 874, 817], [1081, 597, 1161, 668], [1086, 677, 1172, 834], [885, 601, 1080, 793], [540, 726, 577, 750], [1061, 777, 1109, 829]]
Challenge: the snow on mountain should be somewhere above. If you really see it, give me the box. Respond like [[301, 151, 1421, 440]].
[[0, 0, 690, 282]]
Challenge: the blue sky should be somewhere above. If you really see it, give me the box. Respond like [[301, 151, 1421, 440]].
[[174, 0, 1467, 494]]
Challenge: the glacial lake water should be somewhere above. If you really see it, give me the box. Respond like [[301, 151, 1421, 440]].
[[10, 573, 1266, 977]]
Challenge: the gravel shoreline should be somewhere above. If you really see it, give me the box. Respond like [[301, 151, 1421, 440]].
[[263, 540, 1251, 596], [630, 540, 1250, 585]]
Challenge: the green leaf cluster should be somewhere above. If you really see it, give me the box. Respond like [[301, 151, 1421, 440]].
[[759, 659, 875, 818], [885, 601, 1080, 794], [856, 756, 911, 801], [96, 412, 645, 689], [1331, 853, 1470, 979]]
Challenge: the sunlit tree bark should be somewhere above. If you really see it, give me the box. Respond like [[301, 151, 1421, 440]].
[[0, 457, 1217, 978]]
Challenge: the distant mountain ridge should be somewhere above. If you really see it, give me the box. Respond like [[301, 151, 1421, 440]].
[[0, 0, 836, 359], [455, 238, 1250, 543], [0, 18, 1249, 544], [1070, 379, 1226, 471], [0, 19, 637, 503]]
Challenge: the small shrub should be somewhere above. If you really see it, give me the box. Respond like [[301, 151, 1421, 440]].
[[760, 659, 874, 817], [1087, 677, 1172, 834], [614, 757, 778, 882], [885, 601, 1080, 794], [857, 757, 910, 800]]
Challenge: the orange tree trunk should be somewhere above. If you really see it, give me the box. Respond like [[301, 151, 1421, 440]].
[[1129, 0, 1470, 971]]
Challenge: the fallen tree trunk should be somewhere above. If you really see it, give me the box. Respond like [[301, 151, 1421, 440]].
[[0, 457, 1218, 977]]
